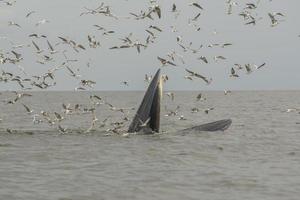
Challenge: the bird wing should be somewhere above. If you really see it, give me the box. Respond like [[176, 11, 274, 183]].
[[47, 40, 54, 51], [32, 41, 40, 51]]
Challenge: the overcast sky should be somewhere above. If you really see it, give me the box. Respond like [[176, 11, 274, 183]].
[[0, 0, 299, 91]]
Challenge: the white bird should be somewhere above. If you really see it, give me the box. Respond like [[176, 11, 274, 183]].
[[54, 112, 64, 121], [178, 115, 187, 120], [196, 93, 206, 101], [166, 92, 175, 101], [224, 90, 232, 95], [32, 40, 43, 54], [144, 74, 152, 83], [285, 108, 299, 113], [58, 125, 67, 133], [185, 69, 212, 84], [8, 21, 21, 28], [204, 107, 214, 114], [26, 11, 36, 18], [138, 117, 151, 128], [255, 62, 266, 70], [35, 19, 50, 26], [47, 40, 58, 54], [22, 103, 33, 114], [32, 114, 43, 124]]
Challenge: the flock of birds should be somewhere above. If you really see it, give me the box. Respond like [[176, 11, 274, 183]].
[[0, 0, 292, 135]]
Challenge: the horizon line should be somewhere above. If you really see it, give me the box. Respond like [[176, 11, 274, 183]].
[[1, 89, 300, 92]]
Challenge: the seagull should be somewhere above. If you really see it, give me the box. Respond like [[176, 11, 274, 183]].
[[26, 11, 36, 18], [255, 62, 266, 69], [32, 114, 42, 124], [234, 63, 243, 70], [149, 25, 162, 32], [122, 81, 129, 86], [161, 75, 169, 83], [245, 3, 257, 9], [178, 115, 187, 120], [138, 117, 151, 128], [191, 107, 200, 113], [152, 5, 161, 19], [226, 0, 238, 15], [80, 79, 96, 87], [213, 55, 226, 62], [184, 75, 193, 81], [268, 12, 284, 27], [157, 56, 176, 66], [245, 19, 256, 26], [207, 43, 219, 48], [29, 33, 47, 38], [47, 40, 58, 54], [185, 68, 212, 84], [164, 105, 180, 117], [1, 0, 16, 6], [146, 29, 155, 37], [144, 74, 152, 83], [22, 103, 33, 114], [62, 103, 72, 114], [75, 87, 86, 91], [191, 13, 201, 21], [6, 128, 14, 134], [230, 67, 239, 77], [58, 125, 67, 133], [90, 94, 102, 101], [11, 42, 30, 49], [196, 93, 206, 101], [198, 56, 208, 64], [245, 64, 252, 74], [190, 2, 204, 10], [54, 112, 64, 121], [285, 108, 299, 113], [88, 35, 100, 48], [204, 107, 214, 114], [171, 3, 177, 12], [12, 91, 32, 102], [85, 112, 99, 133], [224, 90, 232, 95], [166, 92, 175, 101], [222, 43, 233, 48], [8, 21, 21, 28], [66, 66, 81, 78], [132, 41, 146, 53], [11, 50, 22, 60], [32, 40, 43, 54], [167, 50, 185, 64], [35, 19, 50, 26], [99, 118, 109, 128]]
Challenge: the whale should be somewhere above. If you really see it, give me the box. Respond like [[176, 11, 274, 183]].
[[128, 69, 232, 133], [128, 69, 162, 133]]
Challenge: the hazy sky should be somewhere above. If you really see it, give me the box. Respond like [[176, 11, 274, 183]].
[[0, 0, 299, 91]]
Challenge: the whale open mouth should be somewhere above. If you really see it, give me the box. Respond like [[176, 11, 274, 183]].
[[128, 69, 232, 134], [128, 69, 162, 133]]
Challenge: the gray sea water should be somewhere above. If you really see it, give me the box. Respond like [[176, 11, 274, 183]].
[[0, 91, 299, 200]]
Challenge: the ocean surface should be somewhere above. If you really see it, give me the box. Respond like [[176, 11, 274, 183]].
[[0, 91, 299, 200]]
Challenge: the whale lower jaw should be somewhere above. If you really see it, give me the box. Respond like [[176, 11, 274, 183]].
[[181, 119, 232, 132]]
